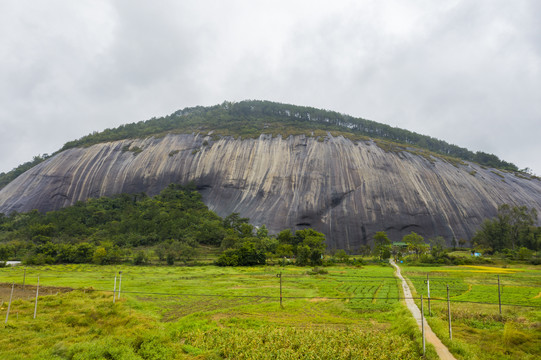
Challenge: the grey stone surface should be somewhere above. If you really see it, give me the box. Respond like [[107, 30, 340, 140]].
[[1, 133, 540, 250]]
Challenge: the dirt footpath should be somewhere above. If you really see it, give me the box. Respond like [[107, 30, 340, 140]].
[[390, 259, 457, 360]]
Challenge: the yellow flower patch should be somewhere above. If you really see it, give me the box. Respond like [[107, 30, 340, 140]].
[[457, 265, 523, 274]]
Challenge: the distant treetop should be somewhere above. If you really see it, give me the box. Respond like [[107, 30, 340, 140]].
[[58, 100, 519, 171]]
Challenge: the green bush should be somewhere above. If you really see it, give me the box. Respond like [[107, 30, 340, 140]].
[[216, 242, 266, 266], [306, 267, 328, 275], [133, 251, 149, 265]]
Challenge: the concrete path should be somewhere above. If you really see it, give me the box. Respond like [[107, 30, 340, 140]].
[[390, 259, 457, 360]]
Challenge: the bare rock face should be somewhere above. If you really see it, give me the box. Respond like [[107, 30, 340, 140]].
[[0, 133, 540, 249]]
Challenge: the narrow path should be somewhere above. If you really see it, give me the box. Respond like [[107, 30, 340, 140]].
[[390, 259, 457, 360]]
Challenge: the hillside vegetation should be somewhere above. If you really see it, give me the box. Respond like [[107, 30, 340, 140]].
[[60, 100, 519, 170], [0, 184, 326, 267], [0, 100, 521, 190], [0, 184, 222, 265]]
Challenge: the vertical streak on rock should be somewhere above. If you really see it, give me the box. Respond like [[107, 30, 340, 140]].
[[0, 133, 540, 249]]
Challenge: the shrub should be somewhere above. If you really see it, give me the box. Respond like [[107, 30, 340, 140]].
[[334, 249, 349, 263], [216, 242, 266, 266], [503, 322, 531, 346], [306, 267, 328, 275], [166, 251, 175, 265], [92, 247, 107, 265], [133, 251, 149, 265]]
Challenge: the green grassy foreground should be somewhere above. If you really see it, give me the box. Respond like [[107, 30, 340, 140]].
[[403, 264, 541, 359], [2, 263, 539, 359], [1, 264, 435, 360]]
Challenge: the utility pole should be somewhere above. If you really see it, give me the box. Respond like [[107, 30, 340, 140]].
[[34, 276, 40, 319], [5, 283, 14, 324], [277, 272, 283, 307], [426, 273, 431, 316], [113, 274, 117, 304], [447, 284, 452, 340], [498, 275, 502, 315], [117, 271, 123, 300]]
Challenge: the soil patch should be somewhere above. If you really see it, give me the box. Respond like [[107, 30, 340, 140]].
[[0, 282, 73, 302]]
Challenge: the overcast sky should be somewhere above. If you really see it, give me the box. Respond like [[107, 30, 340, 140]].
[[1, 0, 540, 175]]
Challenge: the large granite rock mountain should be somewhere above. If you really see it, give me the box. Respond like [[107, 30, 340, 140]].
[[0, 133, 540, 250]]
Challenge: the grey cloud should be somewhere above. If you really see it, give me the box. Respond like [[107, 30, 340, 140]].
[[0, 0, 539, 176]]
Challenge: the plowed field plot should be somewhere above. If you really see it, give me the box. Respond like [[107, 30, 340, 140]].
[[0, 282, 72, 300]]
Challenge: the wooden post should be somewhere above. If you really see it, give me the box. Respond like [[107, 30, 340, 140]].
[[447, 284, 452, 340], [113, 274, 117, 304], [498, 275, 502, 315], [34, 276, 40, 319], [421, 295, 425, 356], [5, 283, 14, 324], [23, 267, 27, 290], [277, 272, 282, 307], [117, 271, 123, 300], [279, 272, 283, 307]]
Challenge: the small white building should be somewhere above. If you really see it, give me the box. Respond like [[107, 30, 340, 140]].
[[4, 261, 21, 266]]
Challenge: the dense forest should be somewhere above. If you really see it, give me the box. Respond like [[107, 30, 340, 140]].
[[0, 184, 325, 266], [0, 100, 525, 190]]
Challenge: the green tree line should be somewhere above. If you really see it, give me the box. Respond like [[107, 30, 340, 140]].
[[473, 204, 540, 253], [60, 100, 519, 171], [0, 183, 326, 266], [371, 204, 540, 265]]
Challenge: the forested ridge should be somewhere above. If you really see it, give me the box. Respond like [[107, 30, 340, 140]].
[[60, 100, 519, 170], [0, 100, 525, 190], [0, 184, 221, 264]]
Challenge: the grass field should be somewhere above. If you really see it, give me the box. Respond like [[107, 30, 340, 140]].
[[402, 264, 541, 359], [0, 264, 434, 360], [1, 263, 539, 359]]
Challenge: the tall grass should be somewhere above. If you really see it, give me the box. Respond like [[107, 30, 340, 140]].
[[402, 264, 541, 359], [1, 264, 432, 359]]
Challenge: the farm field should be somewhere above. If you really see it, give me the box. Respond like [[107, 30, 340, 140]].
[[402, 264, 541, 359], [0, 263, 539, 359], [1, 264, 433, 360]]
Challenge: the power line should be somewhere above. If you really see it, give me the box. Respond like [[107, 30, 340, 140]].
[[69, 287, 541, 308]]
